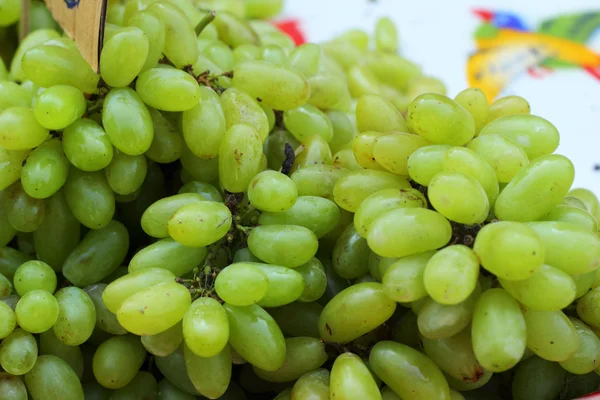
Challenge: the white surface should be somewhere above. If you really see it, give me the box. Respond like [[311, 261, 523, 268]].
[[283, 0, 600, 195]]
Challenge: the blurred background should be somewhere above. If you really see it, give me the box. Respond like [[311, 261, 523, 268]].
[[282, 0, 600, 195]]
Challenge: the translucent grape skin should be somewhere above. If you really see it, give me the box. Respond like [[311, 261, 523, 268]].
[[128, 238, 207, 277], [382, 251, 433, 303], [248, 170, 298, 212], [104, 151, 147, 195], [0, 371, 27, 400], [424, 245, 479, 305], [559, 317, 600, 374], [5, 181, 46, 232], [0, 107, 49, 150], [428, 172, 489, 225], [101, 27, 149, 88], [13, 260, 57, 295], [53, 287, 96, 346], [183, 297, 229, 358], [291, 368, 330, 400], [0, 329, 38, 375], [167, 201, 232, 247], [93, 335, 146, 389], [215, 263, 269, 306], [330, 353, 382, 400], [333, 169, 410, 212], [184, 344, 232, 399], [15, 290, 59, 333], [219, 124, 263, 193], [61, 118, 114, 172], [523, 308, 580, 362], [248, 225, 318, 268], [454, 88, 489, 133], [33, 85, 86, 130], [136, 67, 201, 112], [407, 144, 453, 186], [25, 355, 84, 400], [20, 138, 69, 199], [141, 193, 205, 238], [466, 134, 529, 183], [0, 302, 16, 339], [356, 94, 408, 133]]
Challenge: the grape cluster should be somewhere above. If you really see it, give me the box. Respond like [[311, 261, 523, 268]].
[[1, 0, 600, 399]]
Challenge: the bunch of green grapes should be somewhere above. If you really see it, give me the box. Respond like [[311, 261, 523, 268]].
[[1, 0, 600, 399]]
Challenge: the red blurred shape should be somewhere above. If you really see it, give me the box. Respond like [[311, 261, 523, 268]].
[[273, 19, 306, 45], [584, 65, 600, 81], [472, 8, 494, 22], [574, 391, 600, 400]]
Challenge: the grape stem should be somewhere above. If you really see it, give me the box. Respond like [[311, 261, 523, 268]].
[[195, 10, 216, 36]]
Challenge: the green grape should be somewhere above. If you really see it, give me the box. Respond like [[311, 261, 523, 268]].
[[274, 388, 292, 400], [296, 258, 327, 302], [422, 328, 484, 384], [63, 220, 129, 286], [1, 296, 20, 312], [327, 110, 355, 154], [155, 344, 201, 395], [373, 133, 429, 175], [329, 224, 369, 279], [291, 134, 333, 171], [15, 290, 59, 333], [499, 264, 576, 311], [364, 52, 421, 93], [407, 93, 475, 145], [147, 2, 198, 67], [215, 263, 268, 306], [0, 272, 11, 296], [244, 0, 282, 18], [33, 86, 84, 132], [167, 201, 232, 247], [0, 302, 16, 338], [253, 263, 305, 307], [178, 181, 222, 202], [0, 192, 17, 247], [443, 146, 499, 204], [479, 114, 559, 159], [181, 86, 226, 159], [220, 87, 270, 142], [0, 107, 49, 150], [473, 221, 545, 280], [232, 248, 261, 263], [417, 289, 479, 339], [109, 371, 158, 400], [127, 10, 166, 72], [25, 355, 84, 400], [559, 318, 600, 374], [247, 225, 318, 268], [180, 146, 220, 182], [323, 42, 363, 72], [93, 335, 146, 389], [0, 329, 37, 375], [182, 297, 228, 358], [103, 268, 175, 313], [511, 355, 565, 400], [486, 95, 530, 123], [102, 87, 154, 155], [545, 205, 598, 232], [291, 368, 329, 400], [454, 88, 489, 134], [333, 169, 410, 212], [33, 191, 80, 271], [287, 43, 320, 77], [0, 371, 27, 400], [353, 131, 386, 170], [267, 302, 322, 338], [406, 144, 451, 186], [10, 29, 61, 82], [224, 303, 286, 371], [84, 284, 126, 335], [205, 41, 234, 70], [21, 138, 69, 199], [82, 381, 112, 400], [381, 252, 431, 302], [307, 74, 349, 110], [63, 169, 115, 229], [356, 94, 407, 133], [157, 378, 196, 399], [184, 344, 231, 399], [0, 247, 32, 280], [370, 341, 451, 400], [574, 270, 597, 299], [333, 147, 362, 171], [13, 260, 56, 295], [319, 282, 395, 343], [218, 124, 263, 193], [213, 12, 259, 47], [233, 43, 262, 65], [106, 2, 125, 24], [101, 27, 149, 87], [263, 129, 299, 169], [335, 29, 370, 50], [290, 165, 348, 200], [53, 287, 96, 346], [104, 151, 147, 195], [424, 245, 478, 305], [39, 329, 84, 379], [428, 172, 489, 224], [0, 81, 32, 110], [523, 308, 580, 361], [563, 196, 589, 210], [141, 193, 205, 238], [247, 170, 298, 212], [118, 281, 191, 336], [5, 181, 46, 232], [472, 289, 526, 371], [406, 76, 447, 100], [328, 353, 381, 400], [146, 107, 183, 163], [62, 118, 114, 171], [284, 104, 334, 143], [367, 208, 451, 258], [495, 155, 574, 221], [375, 17, 398, 52], [466, 134, 529, 183], [527, 221, 600, 275], [260, 103, 276, 133], [381, 386, 402, 400], [136, 68, 200, 112], [142, 321, 182, 357], [21, 44, 99, 93], [568, 187, 600, 221]]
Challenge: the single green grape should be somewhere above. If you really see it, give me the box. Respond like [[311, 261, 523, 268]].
[[307, 74, 349, 110], [219, 124, 263, 193], [290, 165, 349, 200], [13, 260, 56, 295], [101, 27, 149, 88], [284, 104, 333, 143], [53, 287, 96, 346], [128, 238, 207, 277], [220, 88, 270, 142], [0, 107, 49, 150], [466, 134, 529, 183], [183, 297, 229, 358], [214, 263, 269, 306], [523, 308, 580, 362], [253, 263, 305, 308], [291, 368, 330, 400], [104, 151, 148, 195], [103, 268, 175, 313], [167, 201, 232, 247], [93, 335, 146, 389], [454, 88, 489, 133], [126, 9, 167, 72], [0, 302, 16, 339], [373, 133, 429, 175], [375, 16, 398, 52], [62, 118, 114, 171], [0, 329, 37, 375], [559, 317, 600, 374], [5, 181, 46, 232], [424, 245, 479, 305], [407, 144, 453, 186], [184, 344, 232, 399], [511, 355, 565, 400], [333, 169, 410, 212], [141, 321, 182, 357], [330, 353, 381, 400], [247, 225, 318, 268], [356, 94, 407, 133], [15, 290, 59, 333], [136, 67, 201, 112], [248, 170, 298, 212], [428, 172, 489, 224], [295, 258, 327, 302], [63, 168, 115, 229]]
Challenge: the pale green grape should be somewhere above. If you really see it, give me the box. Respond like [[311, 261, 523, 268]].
[[126, 9, 167, 72], [146, 107, 183, 163], [0, 302, 16, 339], [291, 165, 348, 200], [142, 321, 182, 357], [373, 133, 429, 175], [181, 86, 226, 159], [213, 12, 259, 47], [253, 263, 305, 307], [330, 353, 381, 400], [220, 88, 270, 142], [247, 225, 318, 268], [215, 263, 269, 306], [21, 138, 69, 199], [155, 344, 200, 395], [291, 134, 333, 171], [352, 131, 386, 170], [364, 52, 421, 93], [382, 252, 433, 303], [407, 145, 452, 186], [323, 41, 363, 72], [0, 329, 37, 375], [284, 104, 333, 143], [473, 221, 545, 280], [0, 273, 11, 296], [0, 82, 28, 110], [10, 29, 61, 82], [0, 371, 27, 400], [180, 146, 219, 182], [219, 124, 263, 193], [39, 329, 84, 379], [443, 146, 499, 204], [147, 2, 198, 67], [62, 118, 114, 171], [182, 297, 228, 358], [101, 27, 149, 87], [267, 302, 323, 338], [224, 303, 286, 371], [25, 355, 84, 400], [178, 181, 222, 202], [466, 134, 529, 183], [15, 290, 59, 333], [5, 181, 46, 232], [63, 169, 115, 229], [406, 76, 447, 100], [0, 107, 49, 150], [0, 246, 32, 280], [63, 220, 129, 286], [104, 151, 147, 195], [417, 290, 479, 339], [295, 258, 327, 302], [327, 110, 355, 152], [53, 287, 96, 346], [291, 368, 329, 400], [495, 155, 574, 221], [102, 87, 154, 155], [136, 68, 200, 112], [333, 147, 362, 171], [356, 94, 408, 133], [568, 187, 600, 221], [307, 74, 349, 110], [499, 264, 576, 311], [375, 17, 398, 52], [245, 0, 283, 18], [545, 205, 598, 232], [167, 201, 232, 247], [574, 270, 597, 299], [0, 0, 19, 26], [84, 284, 126, 335], [367, 208, 452, 258], [319, 282, 395, 343], [333, 169, 410, 212], [370, 341, 451, 400], [233, 43, 262, 65], [184, 344, 231, 398], [454, 88, 489, 134], [141, 193, 205, 238], [559, 318, 600, 374], [157, 378, 196, 400], [511, 355, 565, 400], [424, 245, 478, 305], [428, 172, 489, 224], [13, 260, 56, 295], [479, 114, 559, 159], [287, 43, 320, 77], [523, 308, 580, 361], [248, 170, 298, 212], [128, 239, 207, 277], [204, 41, 234, 70], [93, 335, 146, 389]]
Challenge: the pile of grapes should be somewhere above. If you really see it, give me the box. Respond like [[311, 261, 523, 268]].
[[1, 0, 600, 399]]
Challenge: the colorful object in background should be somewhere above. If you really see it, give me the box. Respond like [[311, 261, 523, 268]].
[[468, 9, 600, 100], [273, 18, 306, 45]]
